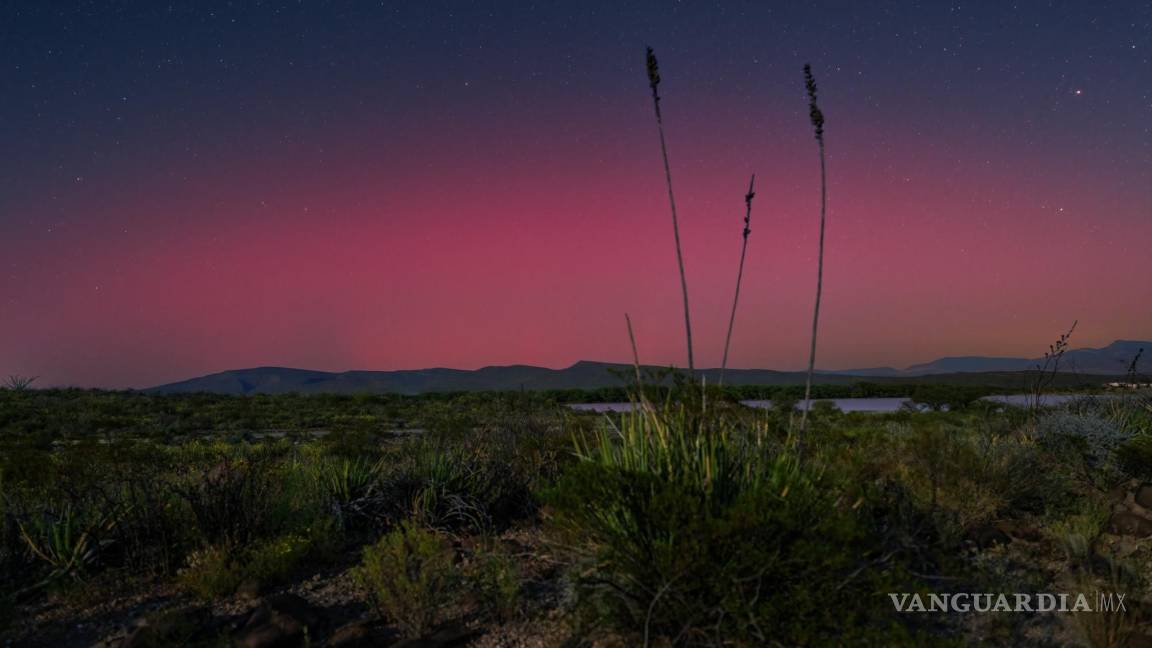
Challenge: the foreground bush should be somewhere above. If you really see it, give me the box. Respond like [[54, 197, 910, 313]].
[[545, 403, 912, 644], [357, 523, 457, 638], [373, 435, 541, 535]]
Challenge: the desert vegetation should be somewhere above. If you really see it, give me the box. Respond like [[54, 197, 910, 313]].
[[1, 384, 1151, 646]]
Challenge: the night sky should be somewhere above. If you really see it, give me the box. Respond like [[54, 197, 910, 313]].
[[2, 1, 1149, 388]]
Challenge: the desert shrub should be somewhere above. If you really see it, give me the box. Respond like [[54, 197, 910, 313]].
[[107, 453, 192, 576], [264, 451, 335, 535], [179, 523, 334, 599], [1116, 435, 1152, 479], [1047, 498, 1110, 564], [357, 523, 457, 638], [892, 423, 1066, 539], [1036, 411, 1130, 464], [465, 548, 521, 622], [377, 437, 534, 534], [544, 404, 910, 645], [1035, 411, 1130, 486], [179, 546, 244, 598], [171, 447, 280, 547], [1092, 395, 1152, 436]]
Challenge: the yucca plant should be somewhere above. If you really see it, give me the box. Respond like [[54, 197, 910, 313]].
[[573, 402, 781, 508], [645, 47, 694, 372], [799, 63, 828, 434], [315, 456, 381, 507], [720, 174, 757, 386], [546, 396, 886, 643], [2, 375, 37, 391]]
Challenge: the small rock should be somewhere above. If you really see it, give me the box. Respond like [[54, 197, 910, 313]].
[[235, 594, 325, 648], [1107, 482, 1132, 505], [968, 523, 1010, 548], [1135, 484, 1152, 509], [237, 580, 263, 600], [120, 606, 212, 648], [994, 519, 1042, 542], [1108, 511, 1152, 537], [328, 620, 374, 647]]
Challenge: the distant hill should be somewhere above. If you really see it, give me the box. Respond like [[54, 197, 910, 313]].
[[902, 340, 1147, 375], [148, 362, 842, 395], [147, 340, 1146, 395]]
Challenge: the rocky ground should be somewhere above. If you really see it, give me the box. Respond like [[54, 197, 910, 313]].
[[4, 527, 577, 648], [10, 497, 1152, 648]]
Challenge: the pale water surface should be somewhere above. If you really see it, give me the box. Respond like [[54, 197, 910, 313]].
[[568, 394, 1091, 414]]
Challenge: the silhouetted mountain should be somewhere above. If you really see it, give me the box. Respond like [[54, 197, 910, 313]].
[[147, 340, 1147, 395], [148, 363, 838, 395], [901, 340, 1147, 375]]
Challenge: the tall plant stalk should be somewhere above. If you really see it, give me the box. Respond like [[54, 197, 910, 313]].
[[625, 312, 643, 391], [799, 64, 827, 433], [719, 174, 757, 386], [646, 47, 694, 373], [1029, 320, 1077, 419]]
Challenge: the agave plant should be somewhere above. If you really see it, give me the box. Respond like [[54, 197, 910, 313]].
[[17, 505, 125, 584]]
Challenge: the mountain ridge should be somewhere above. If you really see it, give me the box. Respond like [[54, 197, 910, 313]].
[[146, 340, 1147, 395]]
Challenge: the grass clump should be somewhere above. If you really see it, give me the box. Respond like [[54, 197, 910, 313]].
[[545, 402, 907, 644]]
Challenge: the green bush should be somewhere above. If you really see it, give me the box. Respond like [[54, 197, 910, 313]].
[[356, 523, 456, 638], [466, 548, 521, 622]]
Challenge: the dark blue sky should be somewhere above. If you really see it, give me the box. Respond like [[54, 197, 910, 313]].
[[2, 1, 1149, 387]]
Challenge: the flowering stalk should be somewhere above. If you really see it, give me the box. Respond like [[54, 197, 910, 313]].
[[719, 174, 757, 386], [799, 63, 827, 434], [646, 47, 694, 373]]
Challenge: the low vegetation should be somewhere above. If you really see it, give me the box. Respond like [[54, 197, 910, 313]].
[[1, 383, 1150, 645]]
